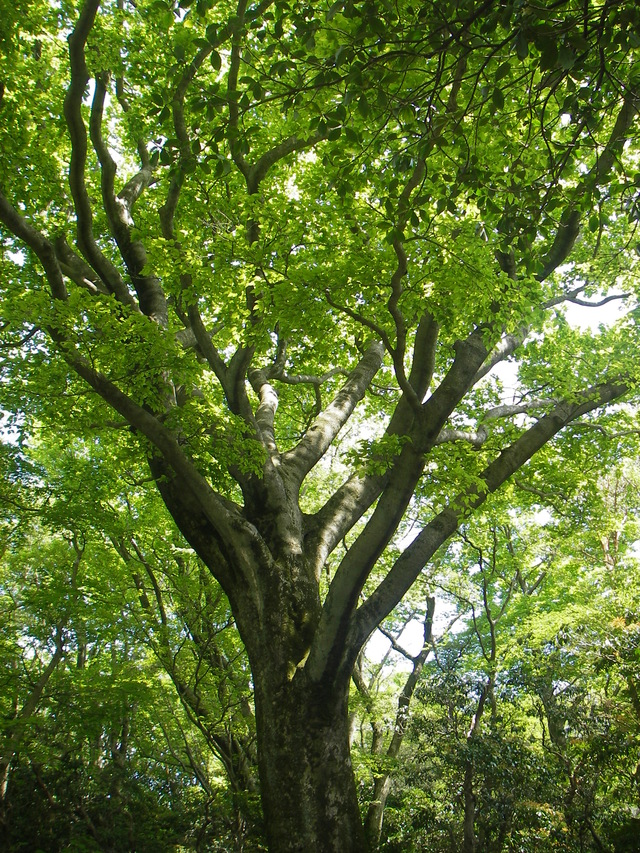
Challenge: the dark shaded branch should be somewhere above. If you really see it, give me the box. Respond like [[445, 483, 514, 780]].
[[375, 625, 415, 662], [186, 304, 231, 384], [406, 311, 439, 403], [187, 304, 254, 421], [246, 133, 325, 195], [537, 208, 581, 282], [58, 349, 265, 593], [387, 159, 427, 413], [53, 234, 110, 295], [593, 88, 640, 183], [538, 90, 640, 281], [419, 327, 490, 448], [227, 0, 249, 177], [0, 191, 67, 301], [568, 292, 630, 307], [325, 288, 391, 349], [89, 74, 166, 324], [160, 0, 275, 235], [62, 0, 136, 307]]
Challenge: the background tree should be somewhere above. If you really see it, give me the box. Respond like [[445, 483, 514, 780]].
[[2, 0, 640, 849], [377, 464, 640, 852], [0, 437, 261, 852]]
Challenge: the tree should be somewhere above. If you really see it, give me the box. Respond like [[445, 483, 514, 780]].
[[1, 0, 640, 849], [0, 439, 239, 852], [0, 433, 264, 850], [381, 465, 640, 852]]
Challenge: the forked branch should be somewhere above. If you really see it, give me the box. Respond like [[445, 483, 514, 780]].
[[63, 0, 135, 306], [344, 378, 629, 675]]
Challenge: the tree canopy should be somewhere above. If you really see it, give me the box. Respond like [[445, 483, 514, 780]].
[[2, 0, 640, 850]]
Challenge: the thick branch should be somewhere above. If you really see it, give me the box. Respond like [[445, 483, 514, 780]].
[[246, 133, 325, 195], [435, 426, 488, 448], [537, 208, 581, 281], [53, 235, 110, 295], [186, 303, 254, 421], [593, 88, 640, 184], [90, 74, 166, 324], [538, 90, 640, 281], [343, 379, 628, 672], [419, 328, 490, 449], [0, 191, 67, 301], [387, 159, 427, 412], [406, 311, 439, 403], [283, 341, 385, 486], [305, 324, 485, 577], [247, 368, 278, 454], [62, 1, 136, 306], [473, 326, 528, 383], [160, 0, 275, 234], [435, 398, 559, 447], [59, 348, 269, 616], [275, 367, 349, 387]]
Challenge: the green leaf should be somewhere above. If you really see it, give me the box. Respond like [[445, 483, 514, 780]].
[[538, 39, 558, 72], [558, 43, 576, 70], [515, 31, 529, 60], [494, 61, 510, 83], [357, 94, 370, 117], [334, 44, 350, 67]]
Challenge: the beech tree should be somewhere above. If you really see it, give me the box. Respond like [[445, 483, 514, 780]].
[[2, 0, 640, 849]]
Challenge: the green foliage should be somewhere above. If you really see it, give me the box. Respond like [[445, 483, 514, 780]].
[[0, 437, 260, 851], [358, 467, 640, 852], [3, 0, 640, 848]]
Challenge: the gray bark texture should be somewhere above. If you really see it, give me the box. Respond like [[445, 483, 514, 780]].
[[254, 673, 367, 853]]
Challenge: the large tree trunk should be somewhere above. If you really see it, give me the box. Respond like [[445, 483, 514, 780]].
[[154, 463, 369, 851], [254, 671, 368, 853]]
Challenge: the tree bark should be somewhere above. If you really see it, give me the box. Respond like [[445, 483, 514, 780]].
[[154, 455, 369, 851], [253, 670, 368, 853], [462, 760, 477, 853]]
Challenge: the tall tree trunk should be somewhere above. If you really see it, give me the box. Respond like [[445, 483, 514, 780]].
[[462, 760, 476, 853], [254, 671, 368, 853], [152, 452, 374, 852], [364, 596, 435, 848]]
